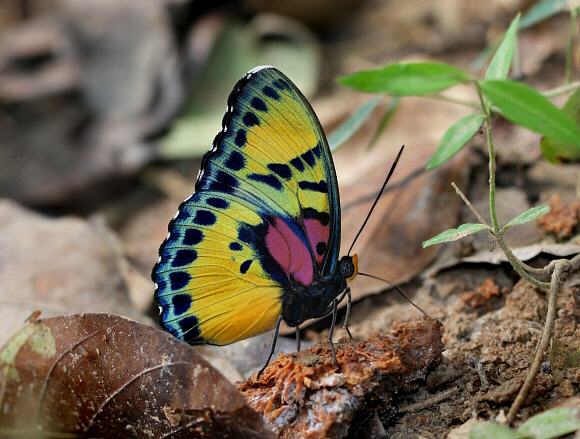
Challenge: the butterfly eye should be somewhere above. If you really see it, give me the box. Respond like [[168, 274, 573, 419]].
[[339, 255, 358, 281]]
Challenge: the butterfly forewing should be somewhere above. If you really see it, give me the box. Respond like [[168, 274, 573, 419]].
[[153, 66, 341, 345], [198, 67, 341, 272]]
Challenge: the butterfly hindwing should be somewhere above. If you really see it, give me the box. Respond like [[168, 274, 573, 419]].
[[154, 66, 342, 345], [155, 192, 284, 345]]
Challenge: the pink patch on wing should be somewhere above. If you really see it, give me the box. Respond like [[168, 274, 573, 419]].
[[265, 218, 313, 285], [304, 218, 330, 263]]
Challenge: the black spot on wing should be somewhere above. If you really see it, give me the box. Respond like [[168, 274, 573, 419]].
[[272, 78, 291, 91], [172, 294, 192, 316], [169, 271, 191, 290], [178, 316, 202, 343], [229, 242, 243, 251], [298, 180, 328, 193], [238, 227, 253, 245], [183, 229, 203, 246], [224, 151, 245, 171], [171, 249, 197, 267], [215, 170, 239, 189], [301, 149, 316, 167], [247, 173, 283, 190], [193, 210, 217, 226], [267, 163, 292, 180], [289, 157, 305, 172], [263, 85, 280, 100], [251, 97, 268, 112], [242, 111, 260, 127], [240, 259, 252, 274], [312, 143, 322, 158], [303, 207, 330, 226], [235, 129, 247, 147], [316, 242, 327, 256], [206, 197, 229, 209]]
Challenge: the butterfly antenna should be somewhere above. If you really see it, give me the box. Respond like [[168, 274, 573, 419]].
[[358, 271, 427, 316], [347, 145, 405, 256]]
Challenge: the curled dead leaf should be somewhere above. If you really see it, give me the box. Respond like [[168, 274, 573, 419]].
[[0, 313, 273, 439]]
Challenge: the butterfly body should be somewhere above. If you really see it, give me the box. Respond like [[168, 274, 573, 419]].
[[153, 66, 356, 348]]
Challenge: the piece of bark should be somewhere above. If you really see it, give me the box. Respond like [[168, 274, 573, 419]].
[[239, 317, 444, 439]]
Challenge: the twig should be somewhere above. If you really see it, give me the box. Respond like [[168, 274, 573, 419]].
[[505, 259, 572, 425], [399, 387, 459, 413], [450, 182, 490, 228]]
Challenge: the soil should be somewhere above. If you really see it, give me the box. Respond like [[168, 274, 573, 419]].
[[322, 261, 580, 437]]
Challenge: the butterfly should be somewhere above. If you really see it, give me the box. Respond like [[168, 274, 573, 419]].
[[152, 65, 403, 373]]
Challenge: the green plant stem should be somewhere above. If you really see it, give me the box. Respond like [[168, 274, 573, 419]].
[[512, 256, 552, 275], [495, 239, 550, 289], [475, 82, 500, 232], [512, 29, 521, 78], [543, 81, 580, 98], [505, 259, 572, 426], [428, 94, 480, 108]]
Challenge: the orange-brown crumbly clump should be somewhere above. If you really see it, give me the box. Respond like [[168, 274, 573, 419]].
[[537, 193, 580, 240], [461, 278, 508, 308], [238, 318, 443, 439]]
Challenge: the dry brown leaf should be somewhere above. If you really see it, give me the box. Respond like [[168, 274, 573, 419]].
[[0, 313, 274, 439], [0, 199, 152, 348]]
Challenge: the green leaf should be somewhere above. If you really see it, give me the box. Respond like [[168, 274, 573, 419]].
[[422, 223, 488, 248], [367, 97, 400, 150], [470, 422, 532, 439], [541, 88, 580, 162], [426, 114, 484, 169], [519, 0, 570, 30], [503, 205, 550, 230], [339, 62, 473, 96], [479, 80, 580, 145], [517, 407, 580, 439], [486, 13, 520, 80], [471, 43, 496, 71], [328, 95, 383, 151]]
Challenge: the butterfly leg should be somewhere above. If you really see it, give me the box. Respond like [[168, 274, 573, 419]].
[[328, 298, 339, 366], [258, 314, 284, 378], [342, 287, 354, 340], [296, 326, 301, 352]]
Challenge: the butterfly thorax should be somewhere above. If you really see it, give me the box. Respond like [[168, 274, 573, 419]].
[[281, 255, 356, 327]]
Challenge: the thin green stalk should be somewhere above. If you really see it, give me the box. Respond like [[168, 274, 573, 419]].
[[495, 239, 551, 289], [512, 29, 521, 78], [428, 94, 480, 108], [474, 82, 500, 232], [543, 81, 580, 98]]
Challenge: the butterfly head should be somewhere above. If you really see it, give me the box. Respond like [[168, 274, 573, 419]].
[[339, 254, 358, 282]]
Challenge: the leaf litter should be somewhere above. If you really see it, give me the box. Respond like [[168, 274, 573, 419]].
[[0, 313, 273, 439]]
